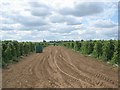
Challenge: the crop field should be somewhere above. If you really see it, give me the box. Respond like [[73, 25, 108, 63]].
[[1, 0, 119, 89], [2, 40, 119, 88]]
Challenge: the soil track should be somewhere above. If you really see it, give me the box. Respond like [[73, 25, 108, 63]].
[[2, 46, 118, 88]]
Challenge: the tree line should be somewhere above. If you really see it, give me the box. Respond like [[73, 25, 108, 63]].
[[59, 40, 119, 65], [1, 40, 119, 67], [1, 40, 49, 67]]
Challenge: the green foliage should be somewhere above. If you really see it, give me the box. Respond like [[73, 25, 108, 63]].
[[111, 41, 119, 65], [81, 41, 94, 54], [70, 42, 74, 49], [93, 41, 103, 58], [81, 42, 88, 54], [2, 41, 45, 68], [59, 40, 118, 66], [102, 42, 111, 61], [74, 41, 81, 51], [102, 40, 114, 61], [2, 40, 119, 67]]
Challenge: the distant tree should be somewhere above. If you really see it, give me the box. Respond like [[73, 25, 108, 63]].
[[80, 41, 94, 54], [23, 43, 28, 55], [2, 40, 40, 67], [87, 41, 94, 54], [74, 41, 81, 51], [81, 41, 88, 54], [93, 41, 103, 58], [4, 43, 13, 62], [111, 41, 119, 64], [102, 41, 112, 61], [70, 42, 74, 49], [12, 41, 20, 58], [9, 42, 17, 60], [19, 42, 24, 56], [108, 40, 115, 60]]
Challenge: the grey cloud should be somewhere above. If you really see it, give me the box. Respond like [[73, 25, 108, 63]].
[[1, 26, 14, 31], [17, 16, 47, 26], [19, 25, 50, 31], [94, 23, 117, 28], [8, 14, 48, 27], [30, 8, 51, 16], [50, 15, 65, 23], [51, 15, 81, 25], [1, 13, 49, 31], [59, 2, 104, 17], [1, 1, 117, 41], [67, 20, 82, 25], [93, 20, 117, 28], [2, 18, 16, 24], [29, 2, 49, 8], [29, 2, 52, 16], [49, 24, 80, 33]]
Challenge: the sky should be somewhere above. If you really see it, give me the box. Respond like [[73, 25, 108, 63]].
[[0, 0, 119, 41]]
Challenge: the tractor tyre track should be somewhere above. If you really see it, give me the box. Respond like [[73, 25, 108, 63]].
[[2, 46, 118, 88]]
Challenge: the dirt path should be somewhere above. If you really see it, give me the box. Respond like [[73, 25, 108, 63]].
[[2, 46, 118, 88]]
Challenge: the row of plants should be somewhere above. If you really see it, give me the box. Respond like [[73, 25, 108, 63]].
[[1, 40, 119, 67], [1, 40, 49, 68], [59, 40, 119, 66]]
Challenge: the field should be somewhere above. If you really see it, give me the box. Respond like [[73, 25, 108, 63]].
[[1, 0, 119, 89], [2, 46, 118, 88]]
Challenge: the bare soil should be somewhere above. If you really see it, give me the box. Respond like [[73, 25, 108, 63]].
[[2, 46, 118, 88]]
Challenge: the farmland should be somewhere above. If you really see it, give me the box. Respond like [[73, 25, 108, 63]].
[[2, 40, 49, 67], [1, 0, 119, 89], [2, 40, 119, 88]]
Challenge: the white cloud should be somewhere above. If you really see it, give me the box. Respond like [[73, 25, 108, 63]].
[[50, 14, 82, 25], [28, 2, 52, 16], [91, 19, 117, 28], [0, 0, 118, 41], [59, 2, 104, 17]]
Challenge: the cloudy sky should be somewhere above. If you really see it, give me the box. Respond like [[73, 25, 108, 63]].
[[0, 0, 119, 41]]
